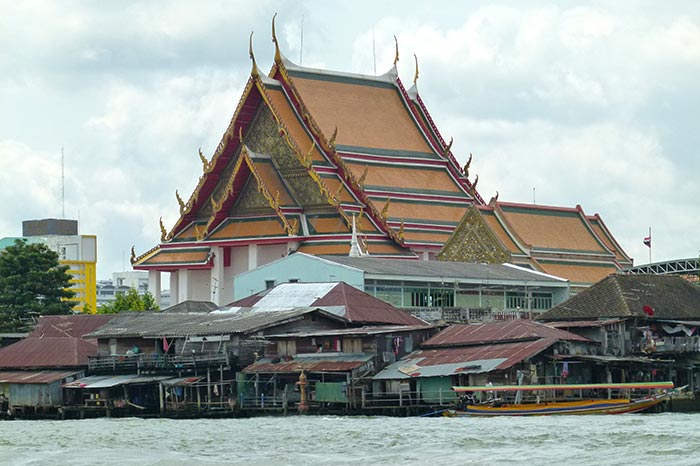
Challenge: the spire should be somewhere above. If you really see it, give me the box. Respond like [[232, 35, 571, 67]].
[[349, 214, 365, 257], [413, 53, 419, 85], [249, 31, 259, 78], [272, 13, 282, 64], [393, 36, 400, 66]]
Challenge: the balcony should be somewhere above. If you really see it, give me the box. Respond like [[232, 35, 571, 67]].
[[88, 351, 229, 372]]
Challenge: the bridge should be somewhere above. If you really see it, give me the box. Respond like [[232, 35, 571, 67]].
[[624, 258, 699, 276]]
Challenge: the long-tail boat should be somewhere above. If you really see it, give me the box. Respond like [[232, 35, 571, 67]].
[[445, 382, 683, 416]]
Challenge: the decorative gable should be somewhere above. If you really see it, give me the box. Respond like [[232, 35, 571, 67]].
[[437, 205, 511, 263]]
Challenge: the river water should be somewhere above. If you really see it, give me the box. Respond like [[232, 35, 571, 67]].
[[1, 413, 698, 465]]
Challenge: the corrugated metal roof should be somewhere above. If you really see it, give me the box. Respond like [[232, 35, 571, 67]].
[[546, 319, 624, 329], [243, 353, 373, 374], [373, 339, 554, 379], [318, 255, 568, 283], [0, 370, 81, 384], [264, 325, 434, 339], [162, 376, 203, 386], [0, 337, 97, 368], [162, 300, 218, 313], [63, 374, 139, 388], [423, 320, 589, 347], [225, 282, 428, 326], [85, 308, 335, 338]]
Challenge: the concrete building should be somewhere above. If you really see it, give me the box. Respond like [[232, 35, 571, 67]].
[[233, 253, 570, 321]]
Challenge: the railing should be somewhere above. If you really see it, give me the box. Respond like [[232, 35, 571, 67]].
[[88, 352, 229, 372]]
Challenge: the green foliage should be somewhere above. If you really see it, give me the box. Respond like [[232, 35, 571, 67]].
[[97, 288, 160, 314], [0, 239, 75, 332]]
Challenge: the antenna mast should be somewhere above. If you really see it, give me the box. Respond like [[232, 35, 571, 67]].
[[61, 146, 65, 218]]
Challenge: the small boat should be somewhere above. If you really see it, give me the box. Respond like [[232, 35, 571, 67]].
[[445, 381, 683, 416]]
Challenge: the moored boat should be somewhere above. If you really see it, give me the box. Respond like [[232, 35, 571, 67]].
[[446, 382, 683, 416]]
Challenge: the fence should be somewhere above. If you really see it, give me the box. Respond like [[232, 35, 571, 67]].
[[88, 351, 229, 372]]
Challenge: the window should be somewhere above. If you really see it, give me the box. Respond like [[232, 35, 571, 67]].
[[265, 280, 276, 289]]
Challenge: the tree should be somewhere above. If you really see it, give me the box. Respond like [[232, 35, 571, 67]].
[[97, 288, 160, 314], [0, 239, 75, 332]]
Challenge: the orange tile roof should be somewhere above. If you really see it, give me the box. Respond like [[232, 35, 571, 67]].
[[290, 75, 433, 153], [401, 230, 452, 245], [208, 217, 287, 239], [498, 205, 606, 253], [538, 261, 618, 285], [319, 175, 358, 204], [381, 199, 466, 225], [140, 248, 211, 266], [480, 210, 521, 253], [171, 223, 200, 242], [587, 216, 632, 264], [346, 161, 464, 195], [252, 159, 295, 206], [265, 87, 328, 164], [307, 216, 350, 235], [298, 240, 411, 257]]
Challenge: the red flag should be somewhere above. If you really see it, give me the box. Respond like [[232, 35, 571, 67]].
[[643, 236, 651, 248]]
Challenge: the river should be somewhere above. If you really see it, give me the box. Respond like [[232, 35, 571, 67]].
[[1, 414, 698, 465]]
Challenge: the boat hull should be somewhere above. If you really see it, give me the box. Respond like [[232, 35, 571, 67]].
[[445, 392, 673, 417]]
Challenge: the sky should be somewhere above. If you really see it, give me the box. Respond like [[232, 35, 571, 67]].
[[1, 0, 698, 280]]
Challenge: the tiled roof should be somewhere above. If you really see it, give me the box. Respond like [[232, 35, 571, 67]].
[[161, 300, 218, 314], [422, 320, 589, 347], [243, 353, 373, 374], [537, 274, 700, 321], [136, 247, 212, 267]]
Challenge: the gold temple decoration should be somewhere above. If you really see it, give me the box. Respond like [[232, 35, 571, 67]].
[[249, 31, 259, 78], [413, 54, 419, 85], [464, 152, 472, 177], [194, 224, 205, 241], [175, 190, 185, 214], [130, 246, 136, 264], [398, 218, 405, 241], [159, 217, 167, 242], [198, 147, 213, 173], [358, 166, 368, 188], [272, 13, 282, 64], [393, 35, 399, 65], [329, 126, 338, 148], [470, 174, 479, 197], [381, 198, 391, 219], [493, 191, 499, 203], [444, 137, 453, 158]]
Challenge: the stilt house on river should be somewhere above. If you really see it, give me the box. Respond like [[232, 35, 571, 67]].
[[130, 17, 631, 307], [537, 274, 700, 392], [0, 315, 114, 418]]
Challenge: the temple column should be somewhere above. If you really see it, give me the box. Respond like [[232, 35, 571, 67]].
[[170, 271, 179, 306], [210, 246, 225, 305], [148, 270, 161, 307], [248, 244, 258, 271], [178, 269, 190, 304]]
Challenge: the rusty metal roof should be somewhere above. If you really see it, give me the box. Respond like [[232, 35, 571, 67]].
[[0, 370, 81, 384], [28, 314, 115, 339], [0, 337, 97, 368], [546, 319, 624, 329], [264, 325, 434, 339], [243, 353, 373, 374], [423, 320, 589, 348], [374, 339, 554, 379]]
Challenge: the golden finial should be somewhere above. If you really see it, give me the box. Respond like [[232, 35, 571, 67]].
[[290, 218, 299, 236], [494, 191, 499, 203], [381, 198, 391, 219], [398, 218, 405, 240], [194, 224, 203, 241], [444, 137, 453, 157], [329, 126, 338, 148], [471, 174, 479, 195], [335, 182, 344, 200], [238, 125, 244, 143], [175, 190, 185, 213], [274, 190, 280, 208], [211, 196, 223, 213], [198, 147, 211, 173], [159, 217, 167, 242], [464, 152, 472, 177], [358, 166, 368, 187], [303, 140, 315, 168], [130, 246, 136, 264], [249, 31, 259, 78], [393, 35, 399, 65], [413, 53, 419, 85], [272, 13, 281, 64]]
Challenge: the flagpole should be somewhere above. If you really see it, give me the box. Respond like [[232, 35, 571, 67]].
[[648, 226, 652, 264]]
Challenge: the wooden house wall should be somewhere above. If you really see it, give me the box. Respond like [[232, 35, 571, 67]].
[[97, 337, 157, 356]]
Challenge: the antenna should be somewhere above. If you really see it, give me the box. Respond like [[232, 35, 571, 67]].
[[300, 14, 304, 65], [372, 25, 376, 75], [61, 146, 65, 218], [533, 187, 536, 205]]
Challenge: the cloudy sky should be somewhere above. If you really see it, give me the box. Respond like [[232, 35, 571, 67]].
[[1, 0, 698, 279]]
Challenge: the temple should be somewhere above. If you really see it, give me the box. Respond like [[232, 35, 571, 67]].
[[132, 19, 631, 305]]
